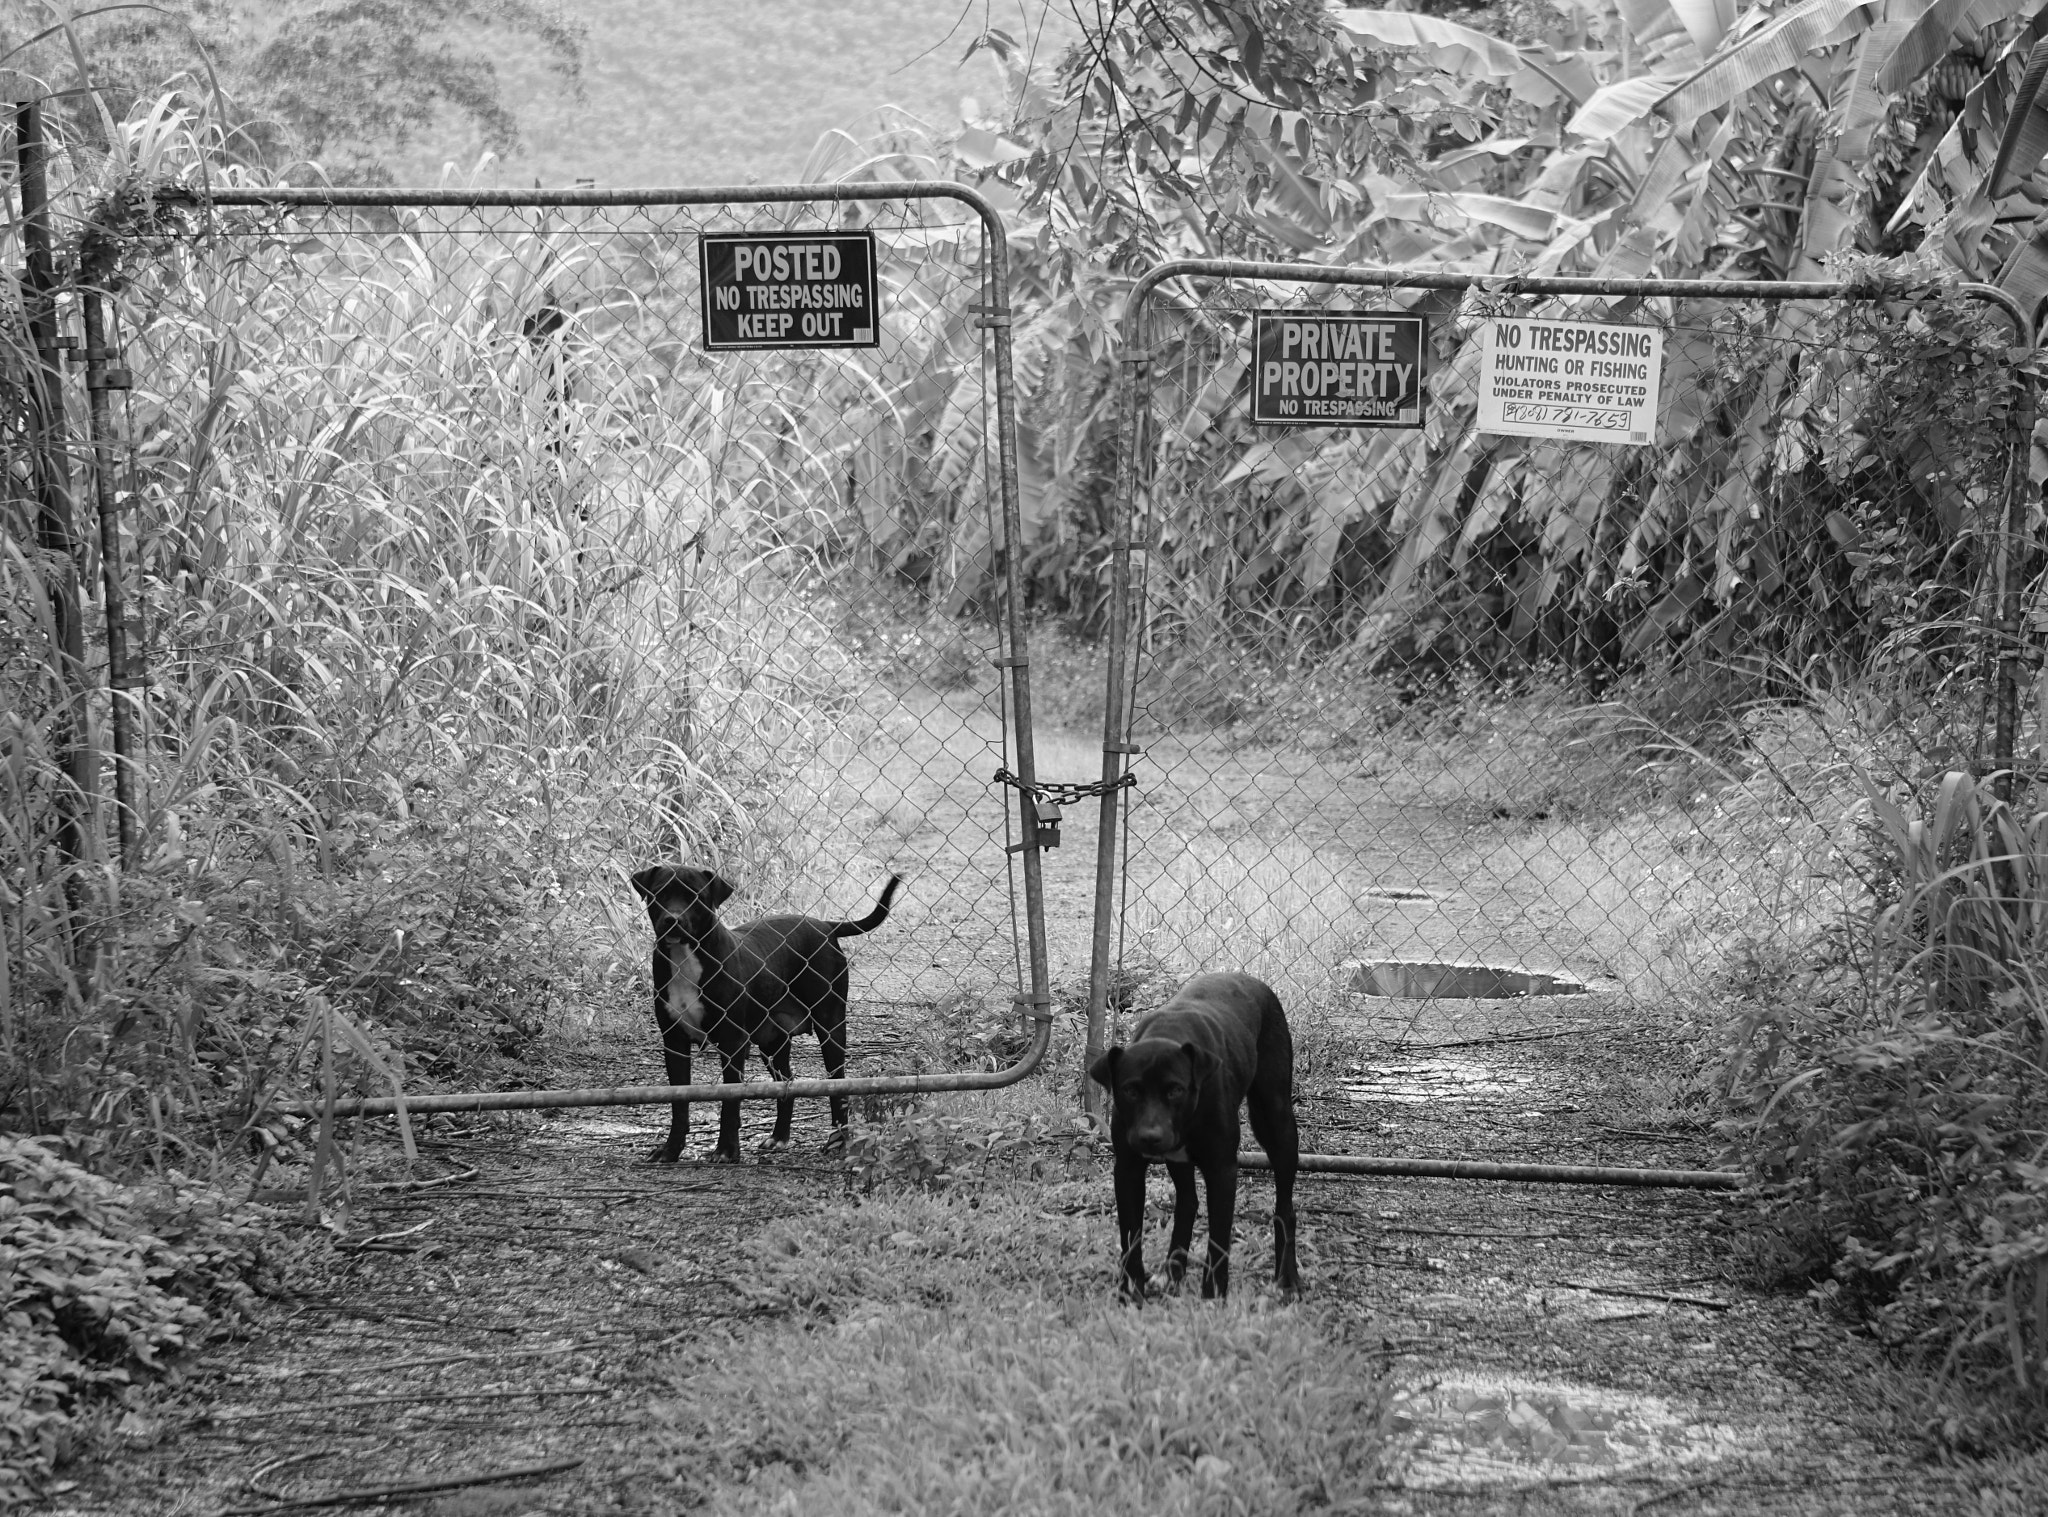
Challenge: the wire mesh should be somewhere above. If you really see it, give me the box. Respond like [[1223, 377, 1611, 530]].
[[6, 187, 1049, 1155], [1094, 270, 2032, 1075]]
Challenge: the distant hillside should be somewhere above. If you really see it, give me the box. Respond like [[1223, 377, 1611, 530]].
[[378, 0, 1074, 189]]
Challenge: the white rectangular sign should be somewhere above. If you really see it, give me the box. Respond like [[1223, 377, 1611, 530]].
[[1476, 317, 1663, 446]]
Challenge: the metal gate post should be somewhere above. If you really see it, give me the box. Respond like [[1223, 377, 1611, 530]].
[[1972, 284, 2042, 803], [977, 193, 1056, 1043], [1083, 289, 1162, 1119], [15, 98, 94, 893], [81, 290, 140, 865]]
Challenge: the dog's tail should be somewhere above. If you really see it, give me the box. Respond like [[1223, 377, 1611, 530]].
[[829, 874, 902, 940]]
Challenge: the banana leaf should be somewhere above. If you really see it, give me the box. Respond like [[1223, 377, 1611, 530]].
[[1663, 0, 1882, 125]]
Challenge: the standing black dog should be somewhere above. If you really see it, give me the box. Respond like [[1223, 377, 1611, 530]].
[[1088, 971, 1300, 1300], [631, 863, 901, 1163]]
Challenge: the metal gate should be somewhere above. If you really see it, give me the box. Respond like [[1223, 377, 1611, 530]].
[[13, 179, 1055, 1148], [1086, 260, 2032, 1181]]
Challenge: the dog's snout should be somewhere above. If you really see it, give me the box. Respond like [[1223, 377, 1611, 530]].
[[1130, 1113, 1178, 1154]]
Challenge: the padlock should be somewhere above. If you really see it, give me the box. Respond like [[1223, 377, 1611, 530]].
[[1033, 798, 1063, 850]]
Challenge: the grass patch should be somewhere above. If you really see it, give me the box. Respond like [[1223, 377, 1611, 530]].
[[645, 1187, 1388, 1514]]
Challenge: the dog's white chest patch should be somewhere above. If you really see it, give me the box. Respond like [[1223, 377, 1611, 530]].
[[663, 945, 706, 1041]]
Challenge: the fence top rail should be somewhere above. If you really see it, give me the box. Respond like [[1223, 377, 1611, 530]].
[[1121, 258, 2031, 347], [193, 180, 1000, 215]]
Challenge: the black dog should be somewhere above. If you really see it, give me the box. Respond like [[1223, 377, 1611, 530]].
[[1088, 972, 1299, 1300], [631, 864, 901, 1162]]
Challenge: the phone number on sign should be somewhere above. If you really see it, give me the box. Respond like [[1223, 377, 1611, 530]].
[[1500, 402, 1632, 430]]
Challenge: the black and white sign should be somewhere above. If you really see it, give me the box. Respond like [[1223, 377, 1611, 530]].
[[1476, 317, 1663, 445], [1251, 310, 1426, 428], [699, 231, 879, 350]]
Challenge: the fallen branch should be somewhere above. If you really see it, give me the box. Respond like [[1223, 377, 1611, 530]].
[[199, 1388, 608, 1424], [333, 1219, 434, 1253], [287, 1301, 521, 1334], [300, 1339, 599, 1377], [1595, 1124, 1706, 1143], [364, 1167, 480, 1192], [212, 1455, 583, 1514], [1627, 1472, 1723, 1513], [1553, 1279, 1732, 1312]]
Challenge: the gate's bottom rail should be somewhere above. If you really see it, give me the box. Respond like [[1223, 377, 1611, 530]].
[[274, 1018, 1738, 1191], [277, 1016, 1051, 1120], [1241, 1151, 1740, 1190]]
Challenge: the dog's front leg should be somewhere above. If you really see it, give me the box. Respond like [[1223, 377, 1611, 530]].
[[1198, 1157, 1239, 1300], [1164, 1160, 1199, 1287], [1112, 1151, 1151, 1302], [712, 1044, 747, 1162], [650, 1014, 691, 1164]]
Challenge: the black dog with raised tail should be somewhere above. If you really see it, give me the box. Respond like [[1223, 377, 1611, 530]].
[[631, 864, 900, 1162]]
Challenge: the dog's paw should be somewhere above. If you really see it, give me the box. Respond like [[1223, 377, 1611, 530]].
[[755, 1137, 791, 1155], [704, 1150, 742, 1166], [644, 1146, 683, 1166]]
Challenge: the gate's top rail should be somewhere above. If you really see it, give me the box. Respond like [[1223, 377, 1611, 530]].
[[197, 180, 1006, 219]]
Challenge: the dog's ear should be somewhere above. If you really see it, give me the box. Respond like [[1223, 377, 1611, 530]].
[[631, 866, 668, 904], [705, 873, 737, 908], [1088, 1045, 1121, 1090], [1179, 1041, 1214, 1096]]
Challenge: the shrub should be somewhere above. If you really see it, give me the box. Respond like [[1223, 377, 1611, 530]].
[[0, 1136, 266, 1504], [1720, 769, 2048, 1397]]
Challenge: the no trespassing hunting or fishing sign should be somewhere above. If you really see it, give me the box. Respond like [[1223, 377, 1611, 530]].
[[699, 231, 879, 350], [1475, 317, 1663, 446]]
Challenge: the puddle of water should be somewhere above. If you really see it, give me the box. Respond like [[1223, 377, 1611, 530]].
[[1386, 1375, 1762, 1490], [1340, 1056, 1535, 1105]]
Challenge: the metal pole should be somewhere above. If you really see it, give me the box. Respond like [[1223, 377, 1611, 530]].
[[16, 100, 93, 886], [274, 1016, 1052, 1119], [81, 291, 139, 864], [1993, 355, 2039, 809], [1236, 1150, 1741, 1190], [971, 194, 1056, 1038], [1083, 339, 1153, 1118]]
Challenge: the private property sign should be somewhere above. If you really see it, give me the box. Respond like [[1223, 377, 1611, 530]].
[[1476, 317, 1663, 445], [698, 231, 879, 349], [1251, 310, 1426, 427]]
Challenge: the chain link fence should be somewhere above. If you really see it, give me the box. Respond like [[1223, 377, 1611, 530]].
[[1085, 265, 2035, 1107], [5, 180, 1051, 1152]]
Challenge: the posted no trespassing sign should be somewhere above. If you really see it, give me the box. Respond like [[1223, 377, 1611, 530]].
[[1476, 317, 1663, 446]]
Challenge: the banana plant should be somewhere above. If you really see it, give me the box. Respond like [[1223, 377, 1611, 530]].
[[960, 0, 2047, 662]]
